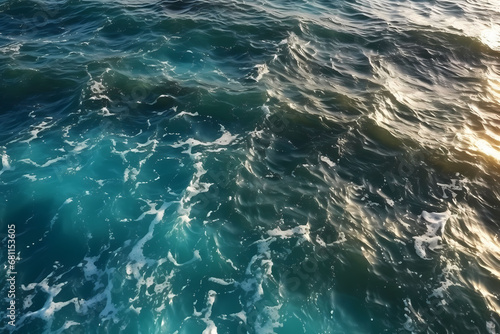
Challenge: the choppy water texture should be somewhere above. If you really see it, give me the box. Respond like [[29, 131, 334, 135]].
[[1, 0, 500, 333]]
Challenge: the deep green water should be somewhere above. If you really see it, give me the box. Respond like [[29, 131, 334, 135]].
[[1, 0, 500, 333]]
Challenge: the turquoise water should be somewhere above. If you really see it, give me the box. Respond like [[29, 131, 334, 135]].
[[1, 0, 500, 333]]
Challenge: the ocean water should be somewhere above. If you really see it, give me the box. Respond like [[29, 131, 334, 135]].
[[0, 0, 500, 333]]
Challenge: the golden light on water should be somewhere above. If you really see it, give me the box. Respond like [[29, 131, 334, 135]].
[[471, 228, 500, 316], [472, 138, 500, 161], [485, 66, 500, 105], [473, 281, 500, 315], [464, 48, 500, 162], [480, 24, 500, 51], [459, 127, 500, 162], [449, 206, 500, 317]]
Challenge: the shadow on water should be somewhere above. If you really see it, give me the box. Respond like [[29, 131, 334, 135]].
[[1, 193, 87, 289]]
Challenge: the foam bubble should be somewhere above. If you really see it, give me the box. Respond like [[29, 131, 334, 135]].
[[413, 211, 450, 260]]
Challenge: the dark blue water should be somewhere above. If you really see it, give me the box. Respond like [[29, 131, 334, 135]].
[[1, 0, 500, 333]]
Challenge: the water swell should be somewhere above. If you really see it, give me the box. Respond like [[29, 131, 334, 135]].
[[1, 0, 500, 333]]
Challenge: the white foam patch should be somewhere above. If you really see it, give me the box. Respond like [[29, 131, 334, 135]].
[[74, 140, 90, 153], [83, 256, 100, 280], [0, 152, 14, 176], [430, 259, 459, 300], [171, 132, 238, 159], [167, 250, 201, 267], [185, 162, 212, 201], [487, 321, 497, 334], [23, 174, 37, 181], [53, 321, 80, 334], [216, 248, 239, 271], [252, 63, 269, 82], [170, 127, 236, 226], [413, 211, 449, 260], [110, 140, 128, 162], [131, 138, 158, 153], [315, 231, 346, 246], [88, 73, 112, 104], [99, 106, 114, 117], [230, 310, 247, 323], [21, 119, 55, 144], [208, 277, 236, 286], [90, 80, 105, 94], [20, 157, 65, 168], [254, 304, 283, 334], [437, 177, 464, 199], [77, 268, 118, 319], [320, 156, 336, 167], [194, 290, 218, 334], [177, 161, 212, 225], [237, 238, 276, 308], [148, 94, 176, 106], [112, 138, 158, 185], [402, 298, 419, 332], [0, 42, 22, 55], [156, 106, 178, 117], [261, 105, 271, 116], [63, 139, 91, 155], [124, 166, 140, 182], [19, 274, 80, 323], [173, 111, 199, 118], [214, 131, 238, 145], [128, 201, 172, 278], [153, 269, 175, 297], [267, 222, 311, 244], [97, 280, 118, 318], [23, 294, 34, 310]]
